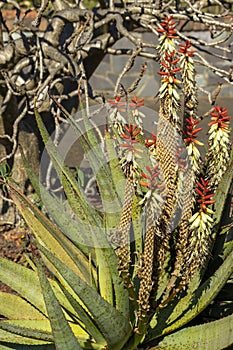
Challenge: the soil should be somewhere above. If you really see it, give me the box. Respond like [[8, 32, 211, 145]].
[[0, 226, 40, 293]]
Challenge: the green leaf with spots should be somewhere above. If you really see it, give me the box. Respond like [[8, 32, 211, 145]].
[[213, 145, 233, 225], [148, 241, 233, 340], [156, 312, 233, 350], [37, 243, 132, 349], [36, 262, 83, 350], [7, 182, 94, 285], [0, 258, 47, 316], [0, 292, 47, 321]]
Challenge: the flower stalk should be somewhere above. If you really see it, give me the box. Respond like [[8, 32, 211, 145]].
[[178, 40, 198, 126]]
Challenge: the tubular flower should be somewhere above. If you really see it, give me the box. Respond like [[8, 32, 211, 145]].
[[145, 133, 157, 165], [129, 95, 145, 129], [156, 17, 179, 126], [129, 95, 144, 109], [108, 96, 126, 112], [145, 133, 156, 149], [183, 115, 203, 172], [120, 124, 141, 146], [178, 40, 195, 58], [158, 51, 181, 100], [195, 178, 216, 213], [188, 178, 216, 271], [119, 124, 143, 174], [208, 106, 231, 134], [157, 15, 177, 53], [140, 165, 161, 190], [158, 51, 182, 125], [206, 106, 232, 190], [139, 165, 165, 208]]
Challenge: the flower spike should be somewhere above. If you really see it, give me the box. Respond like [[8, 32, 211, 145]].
[[128, 95, 145, 129], [187, 178, 216, 276], [157, 15, 177, 55], [129, 95, 144, 109], [139, 165, 165, 208], [178, 40, 195, 57], [183, 115, 203, 172], [157, 15, 177, 39], [119, 124, 143, 177], [206, 106, 232, 190]]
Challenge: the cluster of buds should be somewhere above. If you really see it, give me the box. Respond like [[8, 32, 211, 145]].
[[157, 17, 181, 124], [178, 40, 195, 76], [206, 106, 232, 190], [183, 115, 203, 172], [108, 95, 145, 132], [139, 165, 165, 210], [145, 133, 157, 164], [158, 51, 181, 125], [158, 51, 181, 99], [157, 15, 177, 54], [188, 178, 215, 268], [128, 95, 145, 129]]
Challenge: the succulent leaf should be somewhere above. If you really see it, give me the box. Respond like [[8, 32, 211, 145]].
[[36, 262, 83, 350], [37, 243, 132, 349], [0, 292, 47, 321], [156, 312, 233, 350], [148, 240, 233, 339]]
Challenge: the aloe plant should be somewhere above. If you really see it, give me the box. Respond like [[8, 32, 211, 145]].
[[0, 15, 232, 350]]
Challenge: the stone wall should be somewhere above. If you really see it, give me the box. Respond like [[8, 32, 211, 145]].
[[90, 31, 233, 100]]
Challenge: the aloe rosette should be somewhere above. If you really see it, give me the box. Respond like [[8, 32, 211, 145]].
[[0, 14, 232, 350]]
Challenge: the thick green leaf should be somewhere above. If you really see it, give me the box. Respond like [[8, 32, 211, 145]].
[[52, 101, 123, 235], [59, 284, 106, 345], [0, 345, 55, 350], [0, 258, 47, 316], [0, 326, 52, 345], [0, 258, 77, 323], [0, 293, 46, 321], [37, 243, 132, 349], [70, 103, 122, 218], [61, 174, 128, 314], [35, 108, 130, 317], [8, 185, 93, 285], [156, 312, 233, 350], [0, 320, 88, 346], [59, 174, 105, 248], [148, 241, 233, 339], [19, 145, 92, 258], [34, 109, 102, 229], [213, 145, 233, 225], [37, 263, 83, 350], [17, 151, 128, 321], [53, 173, 128, 316], [35, 182, 93, 264], [0, 321, 53, 342], [95, 247, 113, 305]]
